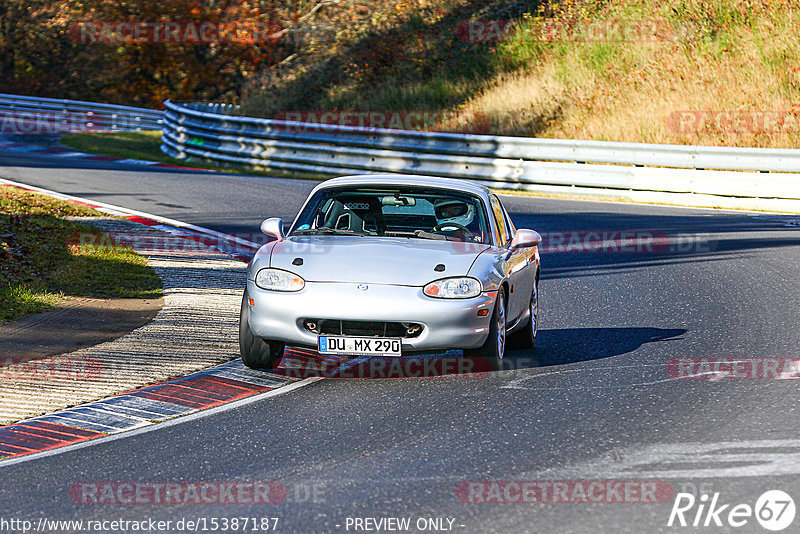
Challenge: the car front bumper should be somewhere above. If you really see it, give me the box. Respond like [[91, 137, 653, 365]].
[[246, 280, 496, 351]]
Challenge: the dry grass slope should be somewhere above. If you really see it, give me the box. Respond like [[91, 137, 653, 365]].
[[465, 0, 800, 147], [243, 0, 800, 148]]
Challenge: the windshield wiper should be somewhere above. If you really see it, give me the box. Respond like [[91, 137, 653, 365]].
[[384, 230, 448, 241], [293, 227, 361, 236]]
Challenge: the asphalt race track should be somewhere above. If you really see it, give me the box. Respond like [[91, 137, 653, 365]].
[[2, 145, 800, 533]]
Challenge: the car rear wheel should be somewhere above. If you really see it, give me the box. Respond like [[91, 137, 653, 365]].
[[510, 280, 538, 349], [465, 290, 506, 371], [239, 292, 284, 369]]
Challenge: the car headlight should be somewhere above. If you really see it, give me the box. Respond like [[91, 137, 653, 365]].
[[423, 277, 482, 299], [255, 268, 305, 292]]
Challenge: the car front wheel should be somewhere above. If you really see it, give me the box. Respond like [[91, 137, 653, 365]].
[[465, 290, 506, 370], [239, 292, 284, 369]]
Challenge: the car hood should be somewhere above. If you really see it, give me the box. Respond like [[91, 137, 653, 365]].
[[269, 235, 490, 286]]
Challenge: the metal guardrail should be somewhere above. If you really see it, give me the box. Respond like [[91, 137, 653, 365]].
[[0, 93, 161, 132], [161, 100, 800, 204]]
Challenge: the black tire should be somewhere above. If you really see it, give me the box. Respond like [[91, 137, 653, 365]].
[[239, 292, 284, 370], [465, 290, 506, 371], [509, 279, 538, 349]]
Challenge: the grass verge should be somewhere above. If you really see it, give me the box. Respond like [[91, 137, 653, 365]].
[[61, 131, 170, 163], [60, 131, 327, 181], [0, 185, 163, 324]]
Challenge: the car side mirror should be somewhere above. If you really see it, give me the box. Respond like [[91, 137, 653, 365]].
[[261, 218, 285, 241], [510, 229, 542, 249]]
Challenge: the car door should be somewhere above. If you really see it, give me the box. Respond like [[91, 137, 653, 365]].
[[503, 200, 536, 325], [489, 195, 531, 324]]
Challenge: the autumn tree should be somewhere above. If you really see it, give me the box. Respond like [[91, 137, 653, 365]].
[[0, 0, 339, 107]]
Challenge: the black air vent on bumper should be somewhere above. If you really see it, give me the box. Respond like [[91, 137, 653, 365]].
[[303, 319, 423, 338]]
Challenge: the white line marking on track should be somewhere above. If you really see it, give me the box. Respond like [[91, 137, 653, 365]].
[[115, 158, 161, 165], [500, 362, 681, 390], [528, 439, 800, 479], [51, 151, 92, 158], [6, 145, 45, 152]]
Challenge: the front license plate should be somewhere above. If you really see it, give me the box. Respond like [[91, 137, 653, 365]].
[[318, 336, 402, 356]]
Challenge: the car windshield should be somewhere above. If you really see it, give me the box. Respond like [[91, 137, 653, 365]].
[[290, 186, 492, 244]]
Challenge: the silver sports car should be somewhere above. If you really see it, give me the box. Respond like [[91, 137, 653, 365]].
[[240, 175, 542, 370]]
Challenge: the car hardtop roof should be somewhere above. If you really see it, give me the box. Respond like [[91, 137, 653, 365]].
[[314, 174, 492, 198]]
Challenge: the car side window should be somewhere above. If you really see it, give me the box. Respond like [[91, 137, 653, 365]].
[[489, 195, 511, 246]]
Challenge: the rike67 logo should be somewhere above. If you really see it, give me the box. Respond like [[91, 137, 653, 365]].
[[668, 490, 795, 531]]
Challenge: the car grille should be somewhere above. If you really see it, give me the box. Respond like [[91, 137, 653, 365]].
[[303, 319, 423, 338]]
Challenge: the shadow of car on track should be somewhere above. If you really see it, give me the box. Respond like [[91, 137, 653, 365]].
[[266, 327, 686, 379], [503, 326, 687, 370]]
